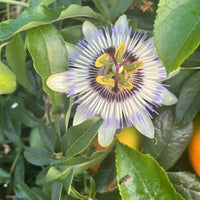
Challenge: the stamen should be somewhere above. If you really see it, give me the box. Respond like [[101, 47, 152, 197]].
[[124, 61, 144, 73], [114, 43, 126, 63], [95, 53, 110, 68], [96, 76, 115, 86]]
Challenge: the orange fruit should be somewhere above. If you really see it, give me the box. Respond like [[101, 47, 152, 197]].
[[117, 126, 144, 151], [89, 136, 112, 174], [188, 114, 200, 176]]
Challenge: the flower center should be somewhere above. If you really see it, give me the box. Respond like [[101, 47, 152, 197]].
[[95, 43, 144, 93]]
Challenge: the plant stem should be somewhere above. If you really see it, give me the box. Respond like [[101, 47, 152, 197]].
[[0, 0, 29, 8], [181, 66, 200, 70], [6, 3, 10, 20], [55, 114, 61, 140], [10, 147, 22, 174]]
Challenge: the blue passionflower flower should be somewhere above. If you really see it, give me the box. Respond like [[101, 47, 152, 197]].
[[47, 15, 177, 147]]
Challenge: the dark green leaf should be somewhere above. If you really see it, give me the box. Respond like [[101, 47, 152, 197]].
[[164, 70, 195, 95], [15, 183, 39, 200], [31, 188, 50, 200], [62, 116, 103, 158], [154, 0, 200, 74], [95, 152, 120, 200], [92, 0, 132, 22], [6, 33, 30, 92], [116, 142, 184, 200], [13, 156, 24, 186], [27, 24, 68, 114], [176, 71, 200, 124], [126, 8, 155, 31], [0, 5, 97, 42], [51, 182, 62, 200], [168, 171, 200, 200], [0, 168, 10, 184], [24, 147, 56, 166], [182, 48, 200, 67], [38, 122, 56, 151], [144, 109, 193, 170]]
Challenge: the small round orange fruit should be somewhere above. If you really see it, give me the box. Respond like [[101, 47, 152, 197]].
[[117, 126, 144, 151], [188, 114, 200, 176]]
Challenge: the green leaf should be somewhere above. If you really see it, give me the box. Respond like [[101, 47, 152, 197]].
[[60, 150, 112, 175], [30, 127, 45, 148], [61, 116, 103, 158], [116, 142, 184, 200], [0, 5, 97, 42], [36, 167, 49, 185], [24, 147, 57, 166], [176, 71, 200, 124], [168, 171, 200, 200], [92, 0, 132, 22], [15, 183, 39, 200], [143, 109, 193, 170], [0, 62, 16, 95], [6, 33, 31, 92], [27, 24, 68, 114], [154, 0, 200, 75], [46, 166, 72, 182], [60, 25, 83, 43], [63, 168, 74, 194], [0, 168, 10, 184]]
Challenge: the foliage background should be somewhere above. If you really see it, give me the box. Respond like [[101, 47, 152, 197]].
[[0, 0, 200, 199]]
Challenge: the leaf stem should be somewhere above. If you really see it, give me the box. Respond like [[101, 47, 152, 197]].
[[9, 147, 22, 174], [0, 0, 29, 8], [181, 66, 200, 70]]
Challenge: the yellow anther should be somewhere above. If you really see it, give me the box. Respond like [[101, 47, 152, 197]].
[[96, 76, 115, 86], [95, 53, 110, 68], [114, 43, 126, 63], [119, 80, 133, 90], [125, 61, 144, 73]]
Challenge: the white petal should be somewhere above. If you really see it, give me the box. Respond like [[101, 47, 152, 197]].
[[114, 15, 128, 32], [66, 42, 80, 56], [46, 72, 70, 93], [98, 122, 117, 147], [82, 21, 98, 38], [161, 88, 178, 105], [134, 110, 154, 139], [73, 108, 89, 126]]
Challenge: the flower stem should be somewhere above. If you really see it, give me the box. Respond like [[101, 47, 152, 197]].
[[6, 3, 10, 20], [0, 0, 29, 8]]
